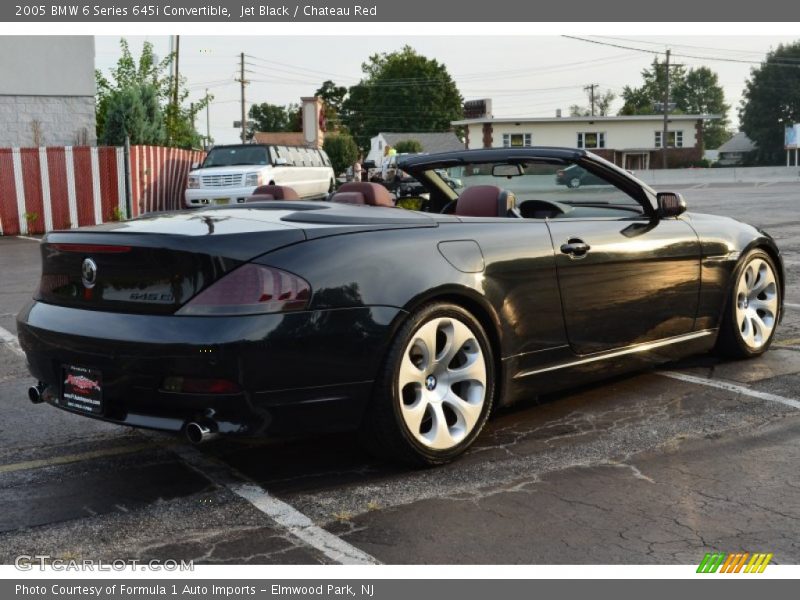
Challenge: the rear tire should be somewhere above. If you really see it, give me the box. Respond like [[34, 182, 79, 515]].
[[716, 249, 781, 359], [359, 302, 495, 466], [567, 177, 581, 188]]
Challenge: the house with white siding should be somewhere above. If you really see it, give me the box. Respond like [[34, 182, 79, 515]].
[[451, 114, 720, 170]]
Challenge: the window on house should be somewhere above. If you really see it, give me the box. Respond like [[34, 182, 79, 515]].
[[577, 132, 606, 149], [502, 133, 532, 148], [655, 130, 684, 148]]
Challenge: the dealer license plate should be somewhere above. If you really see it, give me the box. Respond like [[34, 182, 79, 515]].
[[62, 365, 103, 415]]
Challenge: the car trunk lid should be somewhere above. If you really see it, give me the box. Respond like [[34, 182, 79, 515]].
[[36, 209, 307, 315]]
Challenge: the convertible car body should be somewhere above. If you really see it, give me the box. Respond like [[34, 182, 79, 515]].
[[17, 148, 784, 464]]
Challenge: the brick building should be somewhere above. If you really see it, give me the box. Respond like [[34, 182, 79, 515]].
[[0, 36, 96, 147]]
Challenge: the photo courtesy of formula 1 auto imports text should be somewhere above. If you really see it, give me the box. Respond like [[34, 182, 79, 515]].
[[1, 1, 800, 598]]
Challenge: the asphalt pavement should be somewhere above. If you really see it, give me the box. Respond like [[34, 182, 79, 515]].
[[0, 183, 799, 565]]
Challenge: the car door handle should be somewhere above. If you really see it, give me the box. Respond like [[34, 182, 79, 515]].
[[560, 239, 591, 258]]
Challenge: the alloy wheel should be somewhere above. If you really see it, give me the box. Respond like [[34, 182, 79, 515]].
[[735, 257, 778, 350], [397, 317, 487, 450]]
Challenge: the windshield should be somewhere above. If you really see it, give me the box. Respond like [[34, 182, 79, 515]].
[[433, 161, 641, 209], [202, 146, 270, 168]]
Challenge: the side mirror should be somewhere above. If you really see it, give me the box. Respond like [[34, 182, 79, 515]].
[[657, 192, 687, 218], [190, 162, 200, 170], [274, 157, 289, 166], [492, 163, 524, 178]]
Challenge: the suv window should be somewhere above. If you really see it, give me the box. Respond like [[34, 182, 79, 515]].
[[202, 146, 269, 168]]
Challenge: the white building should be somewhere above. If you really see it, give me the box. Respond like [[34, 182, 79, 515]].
[[451, 114, 719, 170], [0, 36, 96, 147]]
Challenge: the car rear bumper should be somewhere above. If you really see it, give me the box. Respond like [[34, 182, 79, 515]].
[[184, 186, 258, 207], [17, 300, 404, 437]]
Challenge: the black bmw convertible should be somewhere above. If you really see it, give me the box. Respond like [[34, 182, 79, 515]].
[[17, 148, 784, 465]]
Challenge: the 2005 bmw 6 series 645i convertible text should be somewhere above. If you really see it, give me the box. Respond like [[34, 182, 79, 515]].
[[17, 148, 784, 465]]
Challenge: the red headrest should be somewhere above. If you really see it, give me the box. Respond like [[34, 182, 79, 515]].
[[331, 192, 366, 205], [336, 182, 394, 207], [251, 185, 300, 200], [455, 185, 517, 217]]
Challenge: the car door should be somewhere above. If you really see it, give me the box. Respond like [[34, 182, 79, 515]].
[[545, 162, 700, 355]]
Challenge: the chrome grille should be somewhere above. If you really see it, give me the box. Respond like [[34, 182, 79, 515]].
[[201, 173, 243, 187]]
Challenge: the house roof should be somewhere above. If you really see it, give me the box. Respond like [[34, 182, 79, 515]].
[[717, 131, 757, 153], [451, 114, 721, 126], [379, 132, 464, 154]]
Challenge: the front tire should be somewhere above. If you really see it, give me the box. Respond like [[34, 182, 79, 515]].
[[360, 303, 495, 466], [716, 249, 781, 358]]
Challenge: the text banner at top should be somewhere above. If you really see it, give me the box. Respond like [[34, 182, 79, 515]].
[[3, 0, 800, 22]]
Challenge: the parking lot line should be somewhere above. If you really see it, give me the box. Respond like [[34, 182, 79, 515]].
[[0, 325, 24, 357], [0, 442, 165, 474], [170, 443, 380, 566], [659, 371, 800, 410], [785, 303, 800, 310], [15, 235, 40, 243]]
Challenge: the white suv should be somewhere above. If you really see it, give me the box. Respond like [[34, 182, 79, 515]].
[[185, 144, 335, 207]]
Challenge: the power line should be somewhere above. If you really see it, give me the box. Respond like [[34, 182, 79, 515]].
[[563, 35, 800, 68], [590, 36, 800, 61]]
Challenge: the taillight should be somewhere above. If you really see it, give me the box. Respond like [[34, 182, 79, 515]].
[[556, 170, 565, 177], [177, 264, 311, 316]]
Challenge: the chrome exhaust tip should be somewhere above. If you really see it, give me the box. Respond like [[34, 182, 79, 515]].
[[185, 421, 218, 444], [28, 385, 44, 404]]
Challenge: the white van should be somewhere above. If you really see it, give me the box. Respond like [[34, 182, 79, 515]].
[[185, 144, 336, 207]]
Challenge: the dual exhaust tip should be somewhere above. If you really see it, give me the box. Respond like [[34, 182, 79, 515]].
[[184, 421, 219, 445], [29, 383, 217, 446], [28, 384, 44, 404]]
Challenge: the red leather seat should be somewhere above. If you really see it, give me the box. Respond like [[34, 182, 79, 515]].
[[247, 185, 300, 201], [333, 182, 394, 207], [331, 192, 366, 205], [455, 185, 518, 217]]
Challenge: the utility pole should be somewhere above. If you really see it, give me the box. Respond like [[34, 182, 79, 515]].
[[205, 88, 211, 149], [168, 35, 180, 145], [584, 83, 599, 117], [236, 52, 249, 143], [661, 49, 670, 170], [172, 35, 180, 110]]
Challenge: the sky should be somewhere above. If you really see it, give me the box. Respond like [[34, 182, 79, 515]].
[[94, 35, 799, 145]]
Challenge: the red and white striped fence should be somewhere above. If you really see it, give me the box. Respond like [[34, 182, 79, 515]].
[[129, 145, 205, 217], [0, 144, 204, 236]]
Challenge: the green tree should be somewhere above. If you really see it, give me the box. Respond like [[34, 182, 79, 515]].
[[323, 133, 359, 176], [674, 67, 731, 148], [394, 139, 424, 154], [341, 46, 463, 152], [619, 59, 729, 149], [96, 38, 209, 148], [740, 42, 800, 164], [619, 59, 688, 115], [569, 89, 616, 117], [248, 103, 293, 137], [100, 84, 165, 146], [316, 80, 348, 130]]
